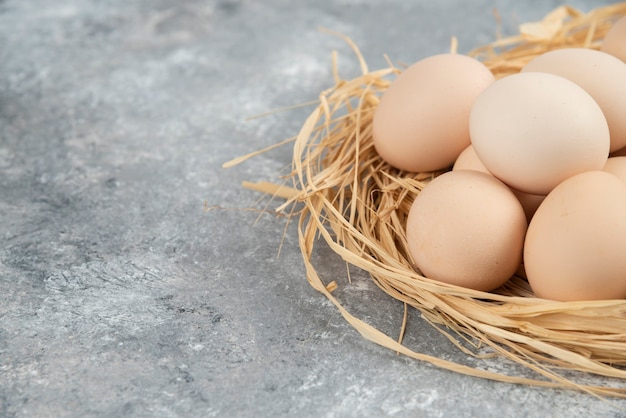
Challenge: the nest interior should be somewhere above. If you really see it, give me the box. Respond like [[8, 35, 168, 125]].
[[232, 2, 626, 398]]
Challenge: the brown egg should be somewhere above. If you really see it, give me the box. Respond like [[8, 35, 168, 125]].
[[603, 156, 626, 183], [601, 15, 626, 63], [524, 171, 626, 301], [511, 189, 545, 224], [470, 72, 609, 195], [406, 170, 527, 291], [610, 145, 626, 157], [452, 144, 490, 174], [523, 48, 626, 152], [373, 54, 494, 172], [453, 145, 545, 222]]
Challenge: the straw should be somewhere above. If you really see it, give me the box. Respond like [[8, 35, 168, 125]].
[[230, 2, 626, 397]]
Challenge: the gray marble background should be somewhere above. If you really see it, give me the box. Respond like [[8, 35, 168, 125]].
[[1, 0, 624, 416]]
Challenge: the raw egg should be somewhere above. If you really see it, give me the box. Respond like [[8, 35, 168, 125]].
[[512, 190, 545, 224], [452, 144, 490, 174], [524, 171, 626, 301], [406, 170, 527, 291], [470, 72, 609, 195], [601, 15, 626, 63], [373, 54, 494, 172], [603, 156, 626, 183], [453, 144, 546, 222], [523, 48, 626, 152]]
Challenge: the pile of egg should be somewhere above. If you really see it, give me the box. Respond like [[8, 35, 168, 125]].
[[372, 17, 626, 301]]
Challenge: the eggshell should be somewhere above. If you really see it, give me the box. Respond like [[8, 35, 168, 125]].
[[470, 72, 609, 195], [406, 170, 527, 291], [523, 48, 626, 152], [453, 145, 545, 222], [603, 156, 626, 184], [452, 145, 490, 174], [511, 189, 545, 224], [610, 145, 626, 157], [524, 171, 626, 301], [601, 15, 626, 63], [373, 54, 494, 172]]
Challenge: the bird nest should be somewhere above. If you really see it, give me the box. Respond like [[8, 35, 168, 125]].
[[227, 2, 626, 398]]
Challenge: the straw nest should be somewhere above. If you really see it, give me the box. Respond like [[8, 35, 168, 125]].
[[227, 3, 626, 397]]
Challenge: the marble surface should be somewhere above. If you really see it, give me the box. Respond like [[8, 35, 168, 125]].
[[1, 0, 625, 416]]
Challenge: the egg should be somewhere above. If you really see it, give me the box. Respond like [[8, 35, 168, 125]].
[[406, 170, 527, 291], [524, 171, 626, 301], [611, 145, 626, 157], [603, 156, 626, 183], [470, 72, 609, 195], [511, 190, 545, 224], [452, 145, 545, 222], [372, 54, 494, 172], [522, 48, 626, 152], [452, 144, 490, 174], [601, 15, 626, 63]]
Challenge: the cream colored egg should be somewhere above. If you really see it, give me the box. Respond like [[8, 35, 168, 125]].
[[373, 54, 494, 172], [470, 72, 609, 195], [611, 145, 626, 157], [601, 16, 626, 63], [603, 156, 626, 183], [524, 171, 626, 301], [453, 145, 545, 222], [523, 48, 626, 152], [406, 170, 527, 291], [511, 189, 545, 224], [609, 148, 626, 158], [452, 145, 490, 174]]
